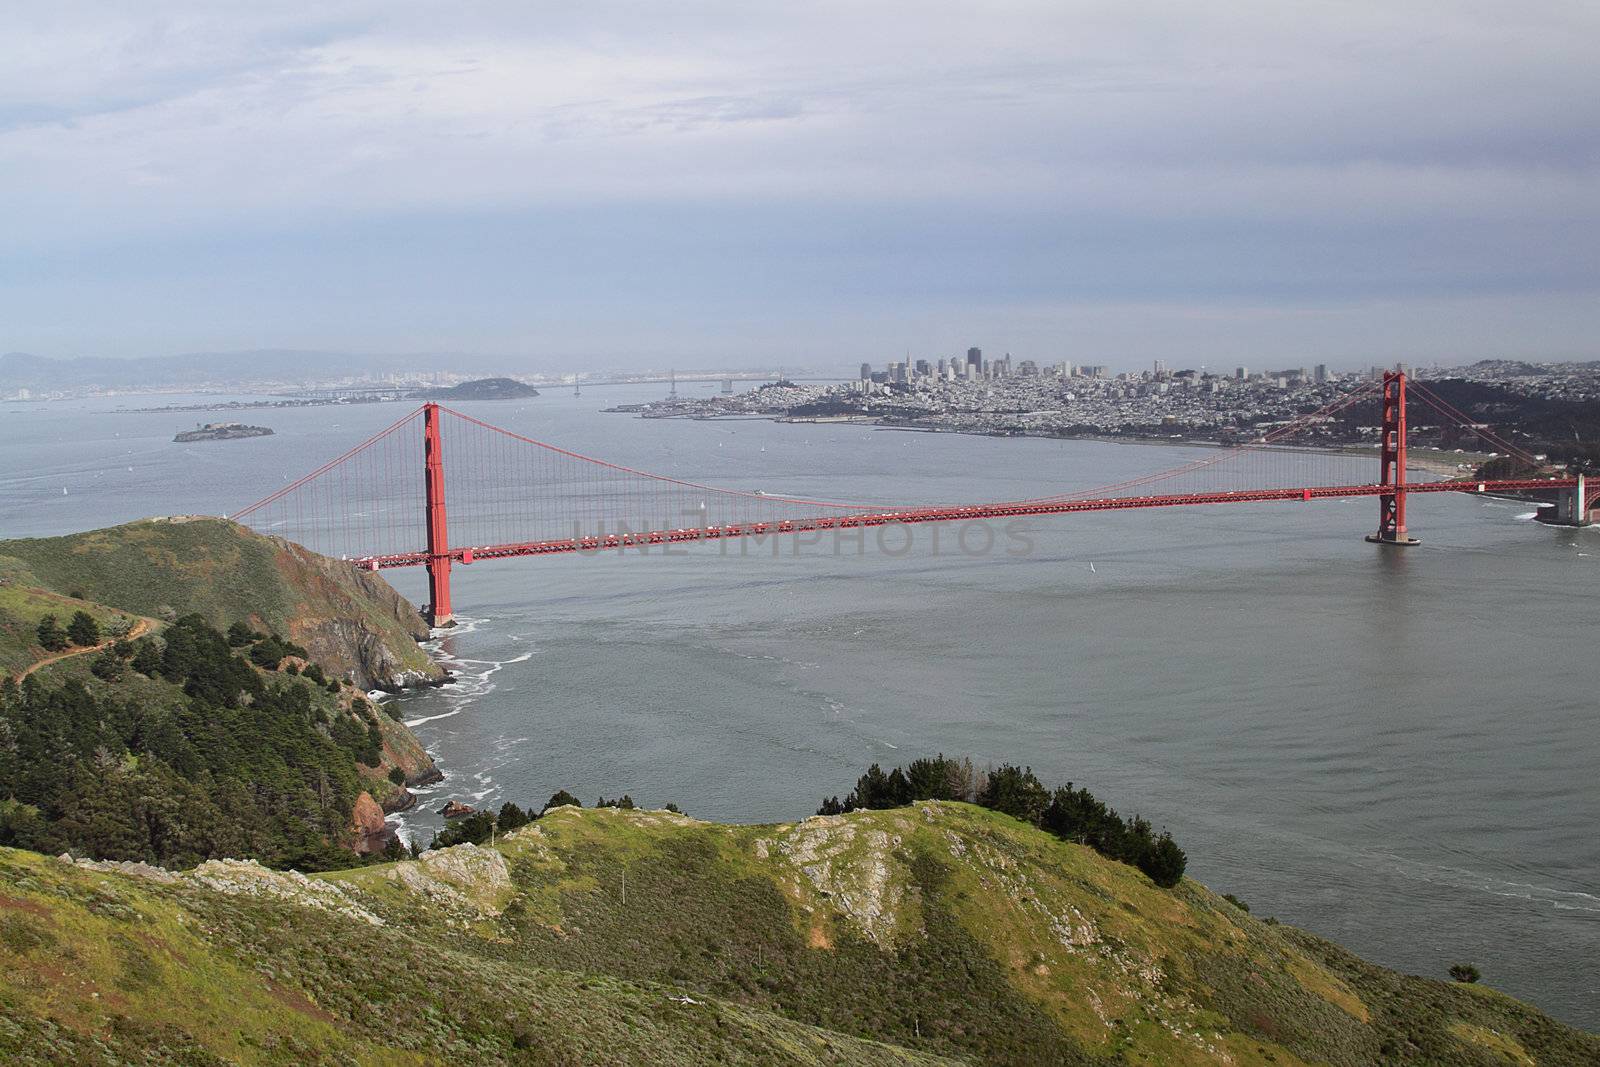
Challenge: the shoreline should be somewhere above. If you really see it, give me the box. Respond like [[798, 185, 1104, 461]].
[[610, 407, 1488, 479]]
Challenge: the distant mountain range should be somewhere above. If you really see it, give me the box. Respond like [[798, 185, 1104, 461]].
[[0, 350, 501, 391]]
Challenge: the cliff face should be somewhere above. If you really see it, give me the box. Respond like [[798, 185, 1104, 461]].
[[348, 791, 391, 854], [274, 539, 441, 690], [3, 805, 1595, 1066]]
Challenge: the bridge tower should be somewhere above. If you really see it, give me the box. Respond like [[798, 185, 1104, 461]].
[[423, 402, 455, 626], [1366, 369, 1421, 546]]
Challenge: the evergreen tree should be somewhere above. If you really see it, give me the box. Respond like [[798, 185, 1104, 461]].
[[976, 765, 1050, 827], [1138, 832, 1187, 888], [66, 611, 101, 647], [226, 621, 256, 647], [36, 615, 68, 652], [542, 790, 581, 813], [131, 639, 162, 676], [90, 652, 125, 682], [497, 801, 530, 830]]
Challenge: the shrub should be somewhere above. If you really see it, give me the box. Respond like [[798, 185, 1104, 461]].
[[1449, 963, 1481, 983], [387, 767, 407, 785], [1222, 893, 1251, 913]]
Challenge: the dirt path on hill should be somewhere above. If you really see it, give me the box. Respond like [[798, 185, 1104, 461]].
[[18, 616, 154, 681]]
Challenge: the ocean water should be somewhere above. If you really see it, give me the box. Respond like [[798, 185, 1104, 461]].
[[1, 385, 1596, 1028]]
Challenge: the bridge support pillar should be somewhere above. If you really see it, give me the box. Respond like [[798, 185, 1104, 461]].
[[1536, 472, 1593, 527], [423, 403, 455, 627], [1366, 369, 1421, 546]]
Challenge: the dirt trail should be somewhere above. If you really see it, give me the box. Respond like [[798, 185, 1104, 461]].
[[19, 616, 154, 681]]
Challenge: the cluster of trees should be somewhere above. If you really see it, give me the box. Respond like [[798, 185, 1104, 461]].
[[35, 610, 102, 653], [817, 755, 1188, 889], [428, 790, 587, 850], [0, 615, 389, 870]]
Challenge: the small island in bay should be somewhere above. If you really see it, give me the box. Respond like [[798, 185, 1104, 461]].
[[173, 421, 274, 442], [412, 376, 540, 401]]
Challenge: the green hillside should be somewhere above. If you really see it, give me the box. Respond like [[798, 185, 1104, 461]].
[[0, 583, 141, 677], [0, 518, 442, 690], [2, 804, 1592, 1066]]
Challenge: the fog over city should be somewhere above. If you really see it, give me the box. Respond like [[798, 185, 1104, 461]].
[[3, 2, 1597, 370]]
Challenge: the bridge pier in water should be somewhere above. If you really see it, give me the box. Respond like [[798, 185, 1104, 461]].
[[1535, 472, 1594, 528], [423, 402, 455, 627], [1366, 369, 1421, 547]]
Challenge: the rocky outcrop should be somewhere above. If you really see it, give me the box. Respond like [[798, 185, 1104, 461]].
[[439, 800, 476, 819], [375, 713, 440, 785], [382, 843, 513, 918], [349, 792, 392, 855], [185, 858, 385, 925]]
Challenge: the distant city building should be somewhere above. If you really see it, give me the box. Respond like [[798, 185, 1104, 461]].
[[914, 359, 932, 378], [859, 362, 872, 380], [1314, 363, 1328, 383], [966, 347, 982, 373], [1235, 366, 1248, 380]]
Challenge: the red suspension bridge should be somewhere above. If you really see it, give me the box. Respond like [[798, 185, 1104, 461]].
[[231, 370, 1594, 626]]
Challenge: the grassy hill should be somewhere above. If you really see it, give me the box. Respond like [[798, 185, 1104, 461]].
[[1, 803, 1592, 1066], [0, 583, 143, 678], [0, 517, 442, 690]]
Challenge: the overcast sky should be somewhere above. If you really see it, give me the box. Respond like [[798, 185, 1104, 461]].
[[2, 2, 1596, 371]]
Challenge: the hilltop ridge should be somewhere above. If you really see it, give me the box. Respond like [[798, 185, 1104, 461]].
[[1, 803, 1592, 1065]]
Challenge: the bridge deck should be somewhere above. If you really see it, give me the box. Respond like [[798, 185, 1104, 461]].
[[352, 477, 1580, 569]]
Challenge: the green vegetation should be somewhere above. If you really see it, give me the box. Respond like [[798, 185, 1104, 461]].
[[0, 582, 134, 677], [0, 517, 442, 688], [0, 615, 399, 871], [66, 609, 101, 647], [1452, 963, 1483, 984], [0, 805, 1593, 1065], [819, 756, 1187, 888]]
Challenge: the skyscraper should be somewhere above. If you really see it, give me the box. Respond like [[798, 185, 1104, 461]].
[[859, 362, 872, 380], [966, 347, 982, 373]]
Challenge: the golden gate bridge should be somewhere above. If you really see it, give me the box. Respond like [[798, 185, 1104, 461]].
[[231, 371, 1593, 626]]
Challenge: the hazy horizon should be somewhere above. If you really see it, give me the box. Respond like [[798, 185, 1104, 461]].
[[4, 3, 1597, 372]]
